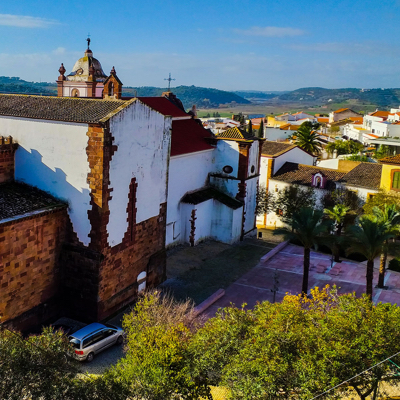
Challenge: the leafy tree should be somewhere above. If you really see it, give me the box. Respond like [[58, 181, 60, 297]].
[[248, 120, 253, 135], [258, 119, 264, 139], [255, 185, 274, 216], [300, 120, 321, 131], [326, 140, 364, 156], [375, 145, 390, 159], [110, 291, 211, 400], [323, 187, 363, 215], [328, 125, 340, 135], [0, 327, 80, 400], [324, 204, 350, 261], [273, 208, 332, 294], [192, 286, 400, 400], [295, 122, 322, 155], [371, 204, 400, 288], [274, 185, 316, 227], [363, 189, 400, 215], [345, 215, 397, 298]]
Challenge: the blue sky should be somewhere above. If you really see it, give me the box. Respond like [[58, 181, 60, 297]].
[[0, 0, 400, 91]]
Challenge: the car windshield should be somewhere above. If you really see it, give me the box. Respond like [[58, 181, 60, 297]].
[[105, 323, 118, 330], [69, 338, 81, 349]]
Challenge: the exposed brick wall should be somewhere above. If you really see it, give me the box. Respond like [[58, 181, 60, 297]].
[[0, 137, 17, 184], [0, 208, 67, 331], [60, 123, 168, 323]]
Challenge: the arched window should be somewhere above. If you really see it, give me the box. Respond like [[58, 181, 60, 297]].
[[71, 88, 80, 97], [316, 176, 321, 188], [108, 82, 114, 96], [137, 271, 146, 293]]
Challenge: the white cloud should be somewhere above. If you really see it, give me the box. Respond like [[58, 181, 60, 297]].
[[0, 14, 59, 28], [234, 26, 305, 37], [53, 47, 66, 55]]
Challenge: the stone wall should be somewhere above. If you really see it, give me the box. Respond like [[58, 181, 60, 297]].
[[0, 208, 67, 331]]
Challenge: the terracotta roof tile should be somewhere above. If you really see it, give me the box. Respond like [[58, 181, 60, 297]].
[[340, 162, 382, 189], [171, 119, 214, 156], [370, 110, 390, 118], [138, 97, 188, 118], [272, 162, 345, 189], [0, 94, 126, 123], [261, 141, 295, 157], [379, 154, 400, 165], [334, 108, 350, 113], [215, 126, 256, 140], [0, 182, 66, 221]]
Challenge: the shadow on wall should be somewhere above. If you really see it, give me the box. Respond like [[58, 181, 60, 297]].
[[15, 147, 92, 245]]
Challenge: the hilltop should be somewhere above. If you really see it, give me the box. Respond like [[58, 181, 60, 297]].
[[0, 77, 250, 109]]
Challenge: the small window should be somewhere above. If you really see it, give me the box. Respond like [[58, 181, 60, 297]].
[[137, 271, 147, 293], [251, 165, 255, 173], [392, 171, 400, 190], [71, 88, 80, 97], [223, 165, 233, 174]]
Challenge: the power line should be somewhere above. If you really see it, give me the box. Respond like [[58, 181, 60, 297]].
[[309, 349, 400, 400]]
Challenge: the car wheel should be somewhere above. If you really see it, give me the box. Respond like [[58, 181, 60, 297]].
[[86, 352, 94, 363], [117, 335, 123, 345]]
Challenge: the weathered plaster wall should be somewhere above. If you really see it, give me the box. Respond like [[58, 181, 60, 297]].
[[216, 140, 239, 178], [166, 149, 216, 247], [247, 140, 259, 177], [0, 116, 92, 245], [211, 202, 242, 243], [107, 101, 172, 246], [244, 177, 258, 233]]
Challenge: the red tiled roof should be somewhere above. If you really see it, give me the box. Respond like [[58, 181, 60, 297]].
[[334, 108, 350, 113], [370, 110, 390, 118], [171, 119, 214, 157], [138, 97, 189, 118]]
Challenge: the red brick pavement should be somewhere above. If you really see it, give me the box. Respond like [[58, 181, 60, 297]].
[[204, 244, 400, 316]]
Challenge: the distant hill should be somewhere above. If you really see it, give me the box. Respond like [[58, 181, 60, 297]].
[[0, 77, 249, 109], [0, 76, 56, 95], [233, 90, 288, 100], [275, 87, 400, 107], [123, 85, 251, 108]]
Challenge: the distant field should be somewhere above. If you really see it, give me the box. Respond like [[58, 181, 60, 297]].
[[197, 100, 380, 118]]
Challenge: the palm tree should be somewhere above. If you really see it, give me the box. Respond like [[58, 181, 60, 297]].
[[346, 216, 397, 298], [372, 204, 400, 288], [295, 124, 322, 155], [273, 208, 332, 295], [324, 204, 350, 262]]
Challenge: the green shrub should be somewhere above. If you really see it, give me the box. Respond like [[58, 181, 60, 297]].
[[389, 257, 400, 272]]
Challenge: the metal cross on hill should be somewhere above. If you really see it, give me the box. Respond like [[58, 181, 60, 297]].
[[164, 73, 175, 91]]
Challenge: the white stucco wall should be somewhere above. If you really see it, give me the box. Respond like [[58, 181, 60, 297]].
[[272, 147, 315, 174], [265, 128, 293, 141], [247, 140, 259, 177], [107, 101, 171, 246], [216, 140, 239, 178], [0, 116, 92, 245], [244, 177, 258, 233], [259, 157, 269, 187], [209, 176, 239, 198], [166, 149, 216, 247], [341, 185, 378, 202], [266, 180, 327, 228], [211, 202, 242, 244]]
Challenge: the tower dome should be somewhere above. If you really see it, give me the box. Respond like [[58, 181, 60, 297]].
[[66, 39, 107, 83], [56, 38, 108, 98]]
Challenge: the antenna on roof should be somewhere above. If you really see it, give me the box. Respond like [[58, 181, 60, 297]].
[[164, 73, 175, 91]]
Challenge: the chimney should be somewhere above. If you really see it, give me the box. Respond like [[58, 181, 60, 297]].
[[0, 136, 18, 184]]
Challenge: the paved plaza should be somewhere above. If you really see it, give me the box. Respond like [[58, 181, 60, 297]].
[[204, 243, 400, 316]]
